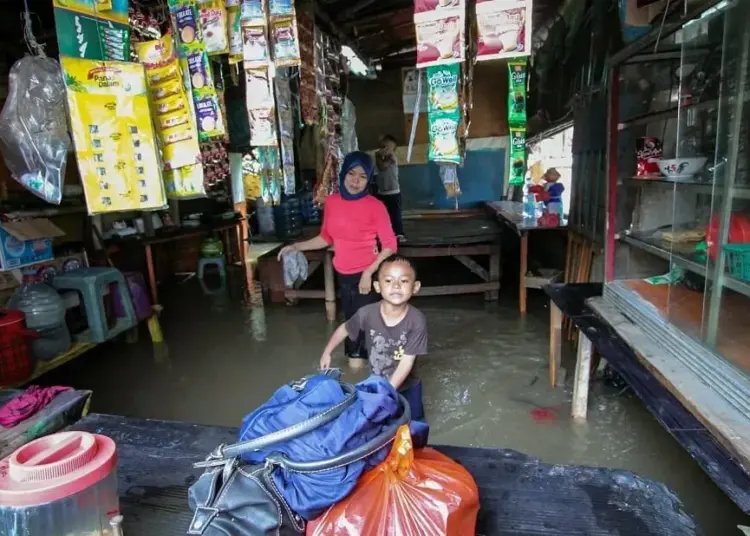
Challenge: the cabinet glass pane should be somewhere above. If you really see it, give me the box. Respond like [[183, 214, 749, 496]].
[[699, 0, 750, 376]]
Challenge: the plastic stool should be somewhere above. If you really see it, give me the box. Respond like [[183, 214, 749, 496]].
[[198, 257, 227, 282], [51, 267, 137, 343]]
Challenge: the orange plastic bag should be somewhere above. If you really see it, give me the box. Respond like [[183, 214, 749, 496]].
[[307, 426, 480, 536]]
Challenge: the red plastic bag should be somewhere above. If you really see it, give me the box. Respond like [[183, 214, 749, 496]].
[[307, 426, 480, 536]]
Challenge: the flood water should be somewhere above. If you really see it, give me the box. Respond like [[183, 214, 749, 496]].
[[41, 276, 747, 535]]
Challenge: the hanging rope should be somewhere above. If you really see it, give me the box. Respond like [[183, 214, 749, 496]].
[[22, 0, 46, 57]]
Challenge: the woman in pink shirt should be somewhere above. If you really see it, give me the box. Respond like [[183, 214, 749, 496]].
[[278, 151, 397, 363]]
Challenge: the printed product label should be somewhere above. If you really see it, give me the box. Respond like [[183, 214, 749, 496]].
[[426, 64, 460, 113], [507, 58, 527, 126], [509, 127, 526, 186]]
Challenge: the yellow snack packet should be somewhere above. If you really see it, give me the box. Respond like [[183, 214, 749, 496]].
[[158, 110, 191, 131]]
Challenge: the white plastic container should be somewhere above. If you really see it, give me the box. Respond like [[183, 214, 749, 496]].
[[0, 431, 119, 535]]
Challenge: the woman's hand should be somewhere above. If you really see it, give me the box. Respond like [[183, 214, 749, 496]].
[[277, 243, 299, 260], [359, 271, 373, 295]]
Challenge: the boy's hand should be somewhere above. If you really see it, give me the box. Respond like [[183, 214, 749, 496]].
[[359, 271, 373, 294], [320, 352, 332, 370]]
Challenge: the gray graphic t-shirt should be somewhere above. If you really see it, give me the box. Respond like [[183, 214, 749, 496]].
[[346, 303, 428, 384]]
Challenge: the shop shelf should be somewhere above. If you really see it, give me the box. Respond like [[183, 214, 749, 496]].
[[621, 234, 750, 299], [607, 0, 727, 67], [618, 99, 719, 130], [624, 178, 750, 199]]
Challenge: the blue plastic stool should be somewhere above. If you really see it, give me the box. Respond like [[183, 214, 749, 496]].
[[51, 267, 137, 343], [198, 256, 227, 282]]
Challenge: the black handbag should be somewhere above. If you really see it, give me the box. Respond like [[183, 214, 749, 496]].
[[187, 374, 410, 536]]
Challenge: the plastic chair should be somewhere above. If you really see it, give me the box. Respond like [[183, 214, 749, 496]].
[[51, 267, 137, 343], [198, 257, 227, 282]]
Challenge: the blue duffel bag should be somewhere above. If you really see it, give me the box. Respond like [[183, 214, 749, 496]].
[[188, 370, 410, 535]]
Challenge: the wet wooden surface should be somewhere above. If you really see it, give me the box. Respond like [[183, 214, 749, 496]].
[[401, 216, 501, 246], [624, 280, 750, 375]]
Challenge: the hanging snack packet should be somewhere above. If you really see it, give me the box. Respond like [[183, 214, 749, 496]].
[[227, 5, 243, 63], [170, 1, 204, 52], [240, 0, 264, 21], [199, 1, 229, 55], [439, 163, 461, 199], [428, 111, 461, 164], [136, 36, 201, 170], [243, 24, 269, 66], [195, 96, 224, 139], [427, 64, 461, 164], [249, 107, 278, 146], [156, 95, 187, 115], [269, 0, 294, 16], [507, 58, 527, 126], [186, 52, 213, 91], [509, 127, 526, 186], [245, 68, 273, 108], [271, 16, 300, 67], [152, 79, 183, 100], [164, 163, 206, 199], [427, 64, 460, 113]]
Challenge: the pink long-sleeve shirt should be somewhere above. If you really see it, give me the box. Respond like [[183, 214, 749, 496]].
[[320, 193, 398, 275]]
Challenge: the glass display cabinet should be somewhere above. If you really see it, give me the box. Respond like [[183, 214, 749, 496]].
[[604, 0, 750, 378]]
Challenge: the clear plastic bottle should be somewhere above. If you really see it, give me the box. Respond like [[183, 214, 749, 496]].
[[523, 189, 536, 224], [8, 281, 71, 361]]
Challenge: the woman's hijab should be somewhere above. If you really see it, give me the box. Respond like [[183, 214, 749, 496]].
[[339, 151, 374, 201]]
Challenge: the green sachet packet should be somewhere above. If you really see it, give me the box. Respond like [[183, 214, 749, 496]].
[[507, 59, 527, 126], [509, 127, 526, 186]]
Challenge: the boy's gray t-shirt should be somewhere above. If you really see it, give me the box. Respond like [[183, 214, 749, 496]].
[[375, 155, 400, 195], [346, 303, 427, 384]]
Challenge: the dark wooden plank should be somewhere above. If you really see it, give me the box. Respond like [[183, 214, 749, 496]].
[[400, 217, 501, 246], [71, 414, 700, 536], [455, 255, 489, 281], [416, 283, 500, 296], [399, 245, 497, 257]]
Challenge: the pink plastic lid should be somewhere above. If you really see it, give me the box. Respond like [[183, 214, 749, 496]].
[[0, 431, 117, 507]]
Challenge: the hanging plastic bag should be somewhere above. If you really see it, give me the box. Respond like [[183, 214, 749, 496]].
[[307, 425, 480, 536], [0, 56, 71, 204]]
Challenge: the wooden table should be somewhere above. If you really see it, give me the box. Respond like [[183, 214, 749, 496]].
[[126, 220, 246, 306], [284, 211, 502, 320], [486, 201, 566, 315]]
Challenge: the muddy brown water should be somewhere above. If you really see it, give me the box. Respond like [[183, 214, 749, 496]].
[[40, 279, 747, 535]]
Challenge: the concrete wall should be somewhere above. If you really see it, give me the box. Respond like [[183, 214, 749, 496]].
[[349, 62, 512, 208], [349, 61, 510, 151]]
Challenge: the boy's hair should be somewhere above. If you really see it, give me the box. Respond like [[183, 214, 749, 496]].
[[378, 255, 417, 278], [380, 134, 398, 146]]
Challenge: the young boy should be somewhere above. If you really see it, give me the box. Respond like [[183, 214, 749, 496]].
[[320, 255, 427, 421], [374, 134, 404, 239]]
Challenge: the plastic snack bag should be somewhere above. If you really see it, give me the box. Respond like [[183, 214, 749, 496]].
[[199, 0, 229, 55], [269, 0, 294, 17], [507, 58, 527, 126], [271, 16, 301, 67], [227, 4, 243, 63], [509, 126, 527, 186], [307, 426, 479, 536], [426, 64, 459, 113], [0, 56, 71, 204], [439, 162, 461, 199]]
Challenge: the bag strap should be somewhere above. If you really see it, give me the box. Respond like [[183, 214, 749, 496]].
[[218, 381, 357, 460], [264, 394, 411, 474]]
